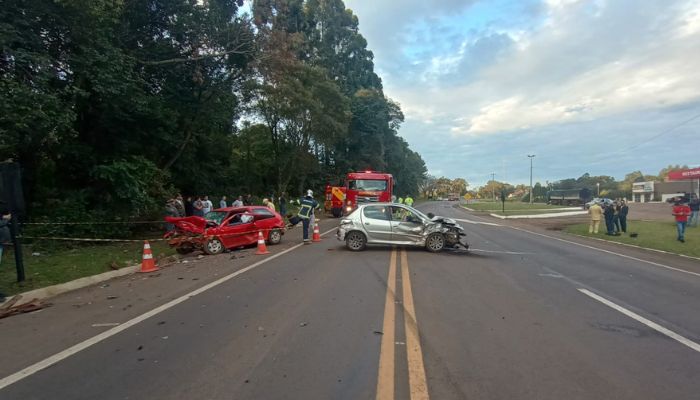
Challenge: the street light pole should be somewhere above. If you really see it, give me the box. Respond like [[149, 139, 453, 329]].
[[527, 154, 535, 204]]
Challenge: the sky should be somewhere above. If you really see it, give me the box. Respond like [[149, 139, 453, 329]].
[[343, 0, 700, 187]]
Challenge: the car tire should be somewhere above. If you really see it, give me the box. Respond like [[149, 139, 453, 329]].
[[268, 229, 282, 245], [425, 233, 445, 252], [204, 237, 224, 255], [345, 231, 366, 251]]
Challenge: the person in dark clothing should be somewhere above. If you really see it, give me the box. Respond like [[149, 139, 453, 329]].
[[244, 194, 252, 206], [690, 197, 699, 227], [279, 192, 288, 218], [618, 200, 629, 233], [0, 212, 11, 265], [612, 201, 621, 233], [184, 196, 194, 216], [603, 203, 615, 235], [298, 190, 319, 243]]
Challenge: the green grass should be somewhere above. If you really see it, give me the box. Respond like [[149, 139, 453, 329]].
[[564, 221, 700, 258], [465, 202, 570, 212], [0, 241, 175, 296], [491, 209, 585, 216]]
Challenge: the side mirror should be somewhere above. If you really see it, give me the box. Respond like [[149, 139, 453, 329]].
[[427, 212, 435, 219]]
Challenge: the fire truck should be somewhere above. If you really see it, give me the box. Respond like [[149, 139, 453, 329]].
[[325, 171, 394, 217]]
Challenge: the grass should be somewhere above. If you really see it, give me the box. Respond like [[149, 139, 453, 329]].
[[465, 201, 571, 212], [0, 241, 175, 297], [564, 221, 700, 258], [491, 209, 586, 216]]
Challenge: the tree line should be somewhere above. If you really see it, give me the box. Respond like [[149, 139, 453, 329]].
[[0, 0, 427, 225], [474, 164, 692, 202]]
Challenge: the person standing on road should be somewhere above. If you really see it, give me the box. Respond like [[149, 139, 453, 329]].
[[184, 196, 194, 216], [619, 200, 629, 233], [0, 212, 11, 265], [193, 196, 204, 217], [672, 199, 692, 242], [689, 197, 699, 227], [612, 201, 622, 233], [603, 203, 615, 235], [263, 198, 276, 212], [298, 190, 319, 244], [405, 195, 414, 207], [202, 195, 213, 214], [219, 196, 228, 209], [588, 202, 603, 234], [232, 196, 244, 208], [279, 192, 287, 217], [174, 194, 186, 217]]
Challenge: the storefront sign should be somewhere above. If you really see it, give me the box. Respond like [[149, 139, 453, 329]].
[[668, 167, 700, 180]]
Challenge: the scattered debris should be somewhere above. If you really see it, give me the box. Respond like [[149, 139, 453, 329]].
[[373, 330, 383, 335], [137, 345, 144, 350], [157, 321, 166, 325], [161, 336, 169, 340], [0, 299, 52, 319], [299, 322, 308, 327], [197, 255, 205, 260], [100, 284, 110, 288], [107, 295, 119, 300]]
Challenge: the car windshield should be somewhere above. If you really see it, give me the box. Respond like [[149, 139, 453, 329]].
[[205, 211, 228, 225], [348, 179, 387, 191]]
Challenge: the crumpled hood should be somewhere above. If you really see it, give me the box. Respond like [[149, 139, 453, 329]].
[[165, 216, 210, 234]]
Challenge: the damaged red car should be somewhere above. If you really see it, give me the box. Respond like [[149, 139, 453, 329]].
[[164, 206, 286, 255]]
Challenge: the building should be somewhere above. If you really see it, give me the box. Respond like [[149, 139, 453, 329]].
[[632, 180, 699, 202]]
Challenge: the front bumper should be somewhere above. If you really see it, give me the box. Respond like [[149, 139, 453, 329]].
[[336, 227, 347, 241]]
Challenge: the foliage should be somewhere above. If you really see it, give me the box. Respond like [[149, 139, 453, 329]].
[[1, 0, 428, 226]]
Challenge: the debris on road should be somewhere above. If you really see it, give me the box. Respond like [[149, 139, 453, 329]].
[[373, 330, 383, 335], [299, 322, 308, 327], [0, 298, 52, 319], [107, 295, 119, 300]]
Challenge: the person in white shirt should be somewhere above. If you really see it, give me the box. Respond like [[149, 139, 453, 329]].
[[202, 195, 213, 214]]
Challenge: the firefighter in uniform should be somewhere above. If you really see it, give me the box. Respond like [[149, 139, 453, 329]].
[[298, 190, 319, 243], [404, 195, 414, 207], [398, 197, 404, 204]]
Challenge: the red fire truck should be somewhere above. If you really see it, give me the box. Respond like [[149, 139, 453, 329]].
[[325, 170, 394, 217]]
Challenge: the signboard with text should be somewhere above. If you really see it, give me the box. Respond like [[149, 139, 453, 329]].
[[668, 167, 700, 180]]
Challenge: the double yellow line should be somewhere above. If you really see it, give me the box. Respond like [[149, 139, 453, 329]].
[[376, 248, 429, 400]]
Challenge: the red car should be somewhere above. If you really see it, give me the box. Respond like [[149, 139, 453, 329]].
[[164, 206, 286, 255]]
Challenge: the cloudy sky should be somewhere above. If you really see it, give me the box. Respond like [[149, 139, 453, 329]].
[[343, 0, 700, 187]]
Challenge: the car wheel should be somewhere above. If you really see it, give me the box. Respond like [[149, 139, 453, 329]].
[[268, 229, 282, 245], [204, 238, 224, 255], [425, 233, 445, 252], [345, 231, 366, 251]]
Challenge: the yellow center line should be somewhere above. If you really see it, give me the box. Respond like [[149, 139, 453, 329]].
[[401, 248, 430, 400], [376, 248, 397, 400]]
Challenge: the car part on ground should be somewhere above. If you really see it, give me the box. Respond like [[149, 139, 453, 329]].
[[336, 203, 468, 252]]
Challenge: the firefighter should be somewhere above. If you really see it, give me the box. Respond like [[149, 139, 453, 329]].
[[404, 195, 414, 207], [398, 196, 404, 204], [298, 190, 319, 244]]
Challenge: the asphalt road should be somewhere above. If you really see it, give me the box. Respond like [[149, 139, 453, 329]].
[[1, 201, 699, 399]]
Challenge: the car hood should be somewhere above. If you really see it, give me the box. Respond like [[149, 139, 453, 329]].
[[165, 216, 210, 234]]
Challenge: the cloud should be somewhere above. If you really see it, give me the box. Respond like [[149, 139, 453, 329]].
[[345, 0, 700, 185]]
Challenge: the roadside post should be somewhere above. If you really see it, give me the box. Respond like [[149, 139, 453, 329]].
[[1, 162, 26, 282], [500, 190, 506, 214]]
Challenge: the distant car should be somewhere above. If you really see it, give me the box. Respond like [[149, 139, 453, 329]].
[[337, 203, 468, 252], [165, 206, 285, 255], [584, 197, 613, 209]]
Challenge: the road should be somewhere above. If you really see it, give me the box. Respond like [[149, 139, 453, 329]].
[[0, 201, 699, 399]]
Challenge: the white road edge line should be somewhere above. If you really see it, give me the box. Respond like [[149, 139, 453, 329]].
[[509, 226, 700, 278], [578, 288, 700, 353], [0, 228, 337, 391]]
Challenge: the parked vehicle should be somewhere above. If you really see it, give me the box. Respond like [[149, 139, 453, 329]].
[[164, 206, 285, 255], [546, 188, 592, 206], [584, 197, 614, 209], [447, 193, 459, 201], [337, 203, 468, 252]]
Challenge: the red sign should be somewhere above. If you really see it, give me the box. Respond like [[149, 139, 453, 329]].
[[668, 167, 700, 180]]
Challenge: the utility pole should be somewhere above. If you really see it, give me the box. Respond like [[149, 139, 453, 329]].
[[527, 155, 535, 204], [491, 172, 495, 202]]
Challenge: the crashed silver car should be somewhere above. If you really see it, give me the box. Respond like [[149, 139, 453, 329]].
[[336, 203, 468, 252]]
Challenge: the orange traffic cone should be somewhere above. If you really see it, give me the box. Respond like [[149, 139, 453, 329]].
[[138, 241, 159, 273], [255, 231, 270, 255], [312, 222, 321, 242]]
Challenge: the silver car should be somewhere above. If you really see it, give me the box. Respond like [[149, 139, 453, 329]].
[[336, 203, 468, 252]]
